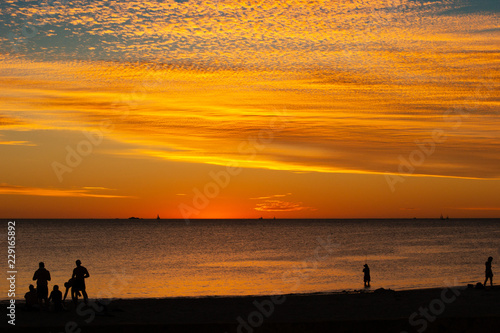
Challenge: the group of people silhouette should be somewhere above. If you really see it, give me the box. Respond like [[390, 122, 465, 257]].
[[25, 260, 90, 311]]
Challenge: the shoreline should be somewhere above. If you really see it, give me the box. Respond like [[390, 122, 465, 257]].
[[0, 284, 481, 303], [3, 286, 499, 332]]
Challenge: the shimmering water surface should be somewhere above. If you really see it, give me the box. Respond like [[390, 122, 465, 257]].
[[3, 219, 499, 300]]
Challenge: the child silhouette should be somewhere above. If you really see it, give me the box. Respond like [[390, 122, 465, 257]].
[[48, 285, 63, 312]]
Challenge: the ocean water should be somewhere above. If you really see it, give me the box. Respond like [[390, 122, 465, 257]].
[[2, 219, 499, 300]]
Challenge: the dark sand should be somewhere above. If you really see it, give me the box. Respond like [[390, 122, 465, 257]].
[[3, 286, 500, 332]]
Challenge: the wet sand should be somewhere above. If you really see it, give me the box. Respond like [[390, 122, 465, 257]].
[[3, 286, 500, 332]]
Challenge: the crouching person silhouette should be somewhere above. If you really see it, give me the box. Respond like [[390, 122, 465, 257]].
[[64, 277, 81, 302]]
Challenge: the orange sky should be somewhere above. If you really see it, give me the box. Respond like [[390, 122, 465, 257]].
[[0, 0, 499, 218]]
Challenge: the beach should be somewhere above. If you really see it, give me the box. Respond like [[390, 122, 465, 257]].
[[4, 286, 500, 333], [2, 0, 499, 331]]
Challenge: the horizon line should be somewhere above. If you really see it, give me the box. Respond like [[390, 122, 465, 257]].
[[2, 217, 499, 220]]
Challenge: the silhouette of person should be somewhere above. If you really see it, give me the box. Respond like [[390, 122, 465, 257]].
[[363, 264, 371, 287], [63, 278, 81, 302], [48, 285, 63, 312], [72, 259, 90, 304], [24, 285, 38, 310], [484, 256, 493, 287], [33, 262, 51, 307]]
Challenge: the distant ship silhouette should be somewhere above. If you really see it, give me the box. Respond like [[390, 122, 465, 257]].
[[157, 214, 161, 220]]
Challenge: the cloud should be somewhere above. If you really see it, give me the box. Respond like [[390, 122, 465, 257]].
[[252, 193, 315, 212], [250, 193, 292, 200], [3, 0, 496, 67], [0, 132, 37, 146], [1, 1, 498, 182], [0, 116, 27, 129], [254, 200, 313, 212], [437, 0, 500, 15], [1, 58, 499, 181], [452, 207, 500, 211], [0, 140, 37, 146], [472, 27, 500, 34], [0, 184, 132, 198]]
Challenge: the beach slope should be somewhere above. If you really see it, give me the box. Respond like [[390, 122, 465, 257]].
[[4, 287, 500, 332]]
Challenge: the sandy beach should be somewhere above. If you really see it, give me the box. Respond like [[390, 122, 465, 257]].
[[3, 286, 500, 333]]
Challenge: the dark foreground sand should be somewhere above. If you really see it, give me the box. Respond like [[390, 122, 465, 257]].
[[3, 286, 500, 333]]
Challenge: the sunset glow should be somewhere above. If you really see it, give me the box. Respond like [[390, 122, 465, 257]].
[[1, 0, 499, 218]]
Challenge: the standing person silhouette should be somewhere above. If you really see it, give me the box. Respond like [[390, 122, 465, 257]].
[[33, 262, 51, 308], [72, 260, 90, 304], [363, 264, 371, 288], [484, 256, 493, 287]]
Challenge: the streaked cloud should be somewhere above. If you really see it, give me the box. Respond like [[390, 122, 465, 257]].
[[82, 186, 112, 190], [251, 193, 293, 200], [253, 193, 315, 212], [0, 183, 131, 198], [1, 57, 498, 180], [254, 199, 314, 212], [0, 140, 36, 146], [0, 115, 28, 129], [452, 207, 500, 211]]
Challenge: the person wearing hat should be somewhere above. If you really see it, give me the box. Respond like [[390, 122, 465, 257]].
[[363, 264, 371, 288]]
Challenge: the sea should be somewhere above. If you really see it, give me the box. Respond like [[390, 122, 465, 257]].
[[2, 218, 499, 300]]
